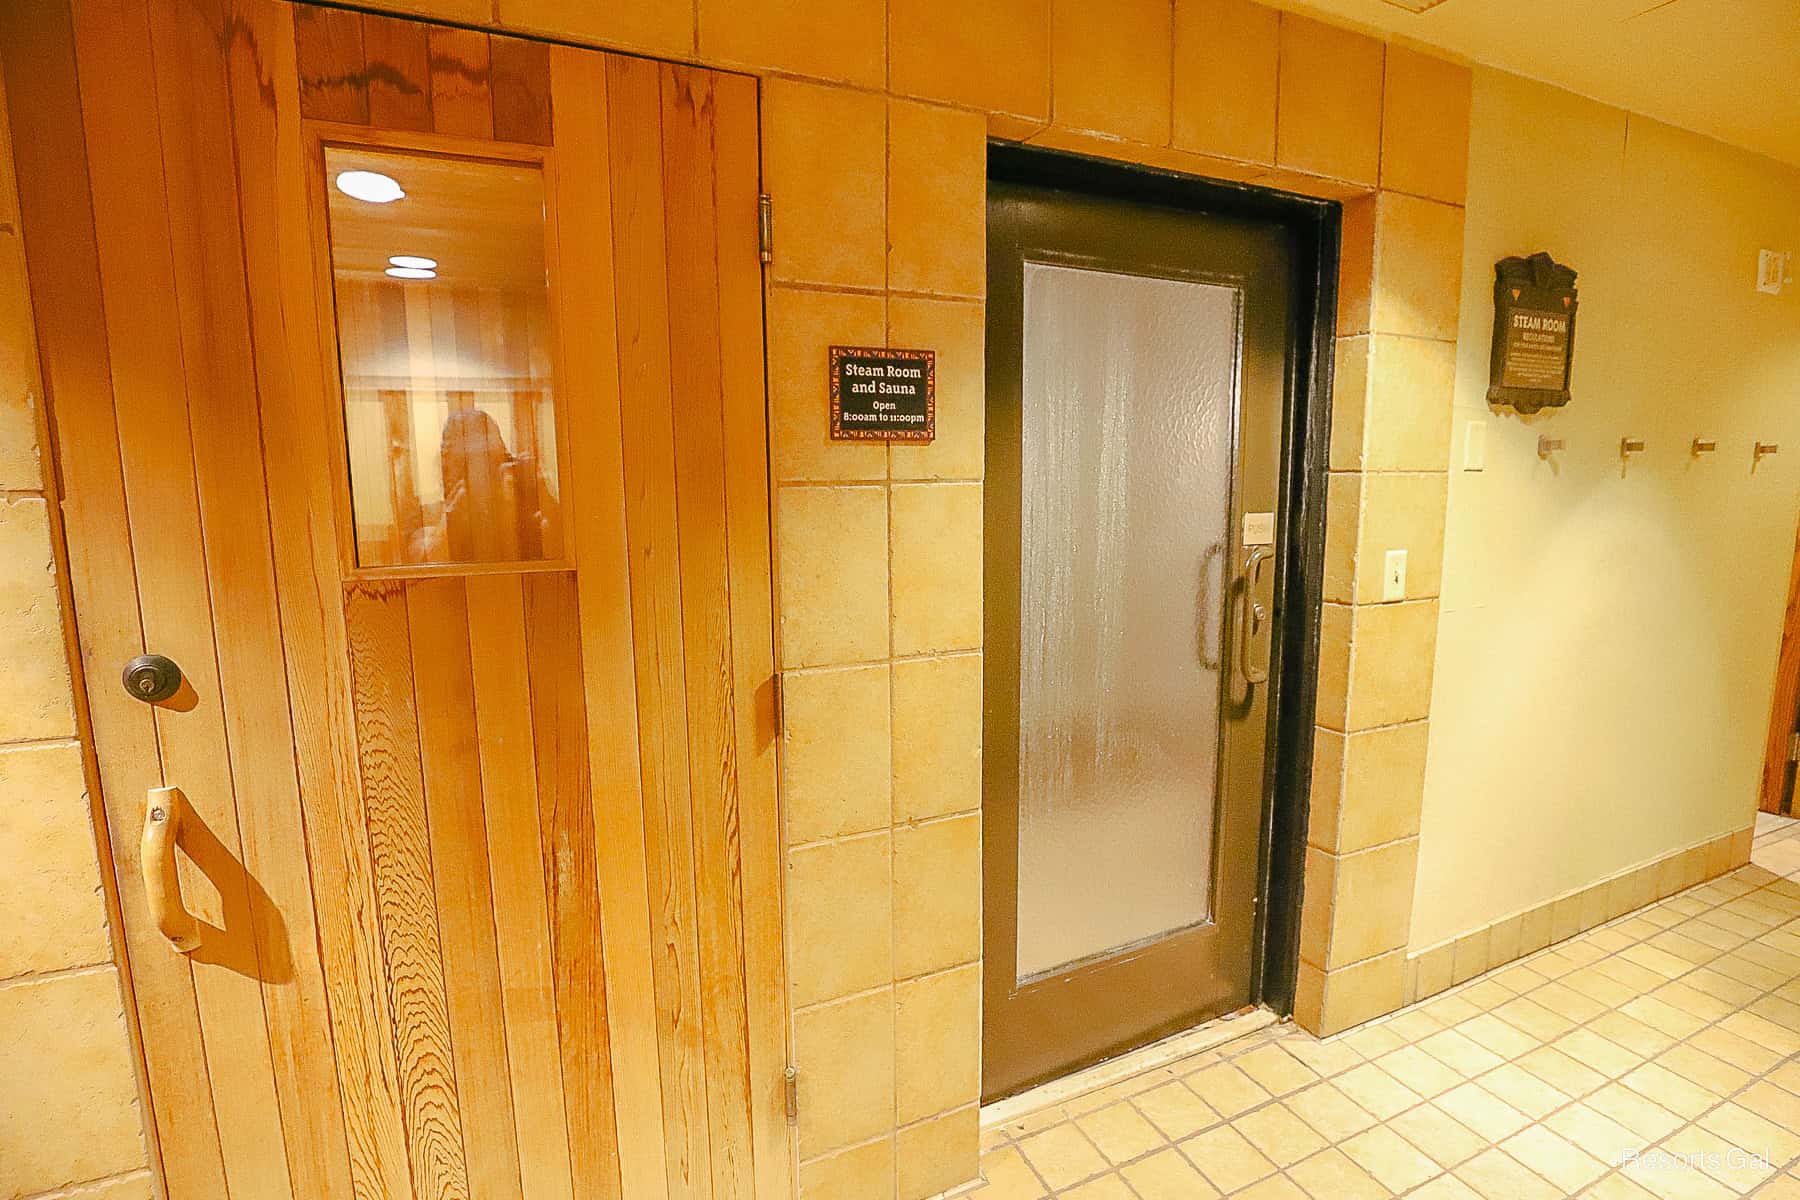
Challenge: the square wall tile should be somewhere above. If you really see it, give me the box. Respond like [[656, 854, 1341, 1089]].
[[889, 0, 1049, 118], [888, 297, 984, 481], [0, 234, 43, 490], [1320, 949, 1406, 1035], [1451, 927, 1491, 984], [1300, 846, 1338, 968], [787, 832, 893, 1006], [1337, 196, 1377, 337], [894, 813, 981, 977], [1050, 0, 1172, 145], [769, 288, 888, 482], [1327, 838, 1418, 968], [1315, 603, 1352, 731], [1328, 336, 1372, 473], [0, 496, 76, 741], [0, 968, 147, 1195], [888, 101, 987, 299], [1323, 472, 1362, 606], [1345, 600, 1440, 730], [1172, 0, 1279, 164], [1372, 193, 1465, 340], [800, 1135, 894, 1199], [1380, 46, 1472, 205], [898, 1105, 980, 1200], [891, 653, 982, 823], [1353, 472, 1448, 603], [763, 79, 886, 289], [698, 0, 884, 87], [777, 485, 889, 668], [1308, 728, 1346, 851], [1276, 14, 1384, 186], [1364, 335, 1456, 472], [782, 665, 892, 844], [895, 964, 980, 1122], [1337, 722, 1429, 853], [794, 987, 897, 1156], [1415, 941, 1454, 1000], [0, 742, 111, 978], [1295, 959, 1326, 1032], [891, 482, 982, 656]]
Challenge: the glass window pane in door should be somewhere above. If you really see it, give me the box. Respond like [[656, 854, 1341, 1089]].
[[1015, 263, 1239, 983], [324, 146, 561, 569]]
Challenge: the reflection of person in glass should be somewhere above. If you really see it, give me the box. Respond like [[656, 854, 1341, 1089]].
[[410, 401, 558, 563]]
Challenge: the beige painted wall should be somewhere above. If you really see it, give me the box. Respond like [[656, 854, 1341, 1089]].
[[1412, 67, 1800, 953], [0, 56, 154, 1200]]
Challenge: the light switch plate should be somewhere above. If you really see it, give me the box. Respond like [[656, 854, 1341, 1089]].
[[1383, 549, 1407, 602], [1463, 420, 1487, 471], [1759, 249, 1791, 295]]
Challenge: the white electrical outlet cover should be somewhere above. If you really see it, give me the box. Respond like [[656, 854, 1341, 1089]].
[[1464, 420, 1486, 471], [1383, 549, 1407, 602]]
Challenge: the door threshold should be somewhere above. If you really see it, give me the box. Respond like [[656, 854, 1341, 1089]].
[[980, 1005, 1278, 1131]]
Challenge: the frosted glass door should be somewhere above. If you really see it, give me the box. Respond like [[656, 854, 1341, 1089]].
[[1015, 263, 1239, 983]]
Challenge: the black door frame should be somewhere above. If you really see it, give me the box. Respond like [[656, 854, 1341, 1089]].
[[984, 142, 1339, 1043]]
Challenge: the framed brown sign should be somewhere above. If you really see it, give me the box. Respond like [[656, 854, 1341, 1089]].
[[829, 345, 936, 441], [1488, 252, 1578, 414]]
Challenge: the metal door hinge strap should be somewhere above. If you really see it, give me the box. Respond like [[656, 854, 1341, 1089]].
[[758, 194, 774, 263], [784, 1066, 798, 1124]]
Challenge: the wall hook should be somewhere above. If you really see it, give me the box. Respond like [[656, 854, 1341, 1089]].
[[1756, 442, 1780, 461], [1691, 438, 1717, 455], [1620, 437, 1646, 458], [1537, 436, 1564, 458]]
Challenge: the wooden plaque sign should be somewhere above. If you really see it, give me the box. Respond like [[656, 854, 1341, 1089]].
[[829, 346, 936, 441], [1488, 252, 1578, 414]]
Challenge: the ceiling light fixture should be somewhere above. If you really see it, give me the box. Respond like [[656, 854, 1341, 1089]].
[[335, 170, 405, 203], [1379, 0, 1452, 10], [385, 266, 436, 280], [388, 255, 438, 270]]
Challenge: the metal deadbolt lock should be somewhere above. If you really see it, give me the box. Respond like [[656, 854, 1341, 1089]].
[[122, 654, 183, 704]]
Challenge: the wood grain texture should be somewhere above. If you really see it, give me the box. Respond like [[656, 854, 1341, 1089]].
[[546, 45, 671, 1200], [362, 14, 432, 132], [490, 35, 552, 146], [346, 582, 470, 1200], [710, 68, 793, 1200], [523, 571, 623, 1200], [227, 2, 415, 1193], [661, 62, 756, 1198], [0, 0, 228, 1191], [295, 4, 368, 124], [1762, 521, 1800, 813], [609, 52, 716, 1200], [427, 26, 492, 140], [406, 579, 525, 1200], [464, 573, 577, 1200]]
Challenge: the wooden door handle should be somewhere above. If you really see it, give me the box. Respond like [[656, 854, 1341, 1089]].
[[143, 786, 201, 953]]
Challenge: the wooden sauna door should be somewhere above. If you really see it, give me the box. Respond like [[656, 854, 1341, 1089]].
[[3, 1, 788, 1197]]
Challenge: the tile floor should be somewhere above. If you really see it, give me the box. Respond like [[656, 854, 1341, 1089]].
[[971, 813, 1800, 1199]]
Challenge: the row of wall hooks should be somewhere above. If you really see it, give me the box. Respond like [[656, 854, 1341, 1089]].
[[1536, 436, 1781, 461]]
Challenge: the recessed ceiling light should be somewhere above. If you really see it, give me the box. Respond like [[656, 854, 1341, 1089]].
[[336, 170, 405, 204], [385, 266, 436, 280], [388, 255, 438, 270]]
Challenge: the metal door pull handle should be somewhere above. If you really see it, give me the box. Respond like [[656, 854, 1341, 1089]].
[[1237, 545, 1273, 690], [142, 786, 201, 953]]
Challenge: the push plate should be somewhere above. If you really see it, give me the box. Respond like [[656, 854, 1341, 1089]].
[[1242, 511, 1276, 546]]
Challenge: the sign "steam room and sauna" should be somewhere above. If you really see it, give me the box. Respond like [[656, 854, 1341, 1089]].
[[829, 345, 937, 441], [1488, 252, 1580, 414]]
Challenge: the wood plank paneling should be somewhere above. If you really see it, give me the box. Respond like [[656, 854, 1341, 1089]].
[[225, 3, 416, 1193], [523, 572, 623, 1200], [660, 62, 756, 1199], [491, 35, 552, 146], [427, 27, 493, 140], [546, 44, 670, 1200], [608, 51, 715, 1200], [363, 14, 432, 133], [0, 0, 227, 1192], [295, 4, 368, 124], [710, 70, 792, 1200], [345, 582, 470, 1200], [465, 574, 576, 1200], [406, 579, 525, 1200]]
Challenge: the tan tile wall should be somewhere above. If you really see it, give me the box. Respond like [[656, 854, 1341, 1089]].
[[1406, 824, 1757, 1002], [0, 60, 155, 1200]]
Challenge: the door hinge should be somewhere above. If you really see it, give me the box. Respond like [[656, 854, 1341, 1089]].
[[784, 1065, 799, 1125], [771, 671, 785, 733], [1788, 731, 1800, 763], [758, 194, 774, 264]]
